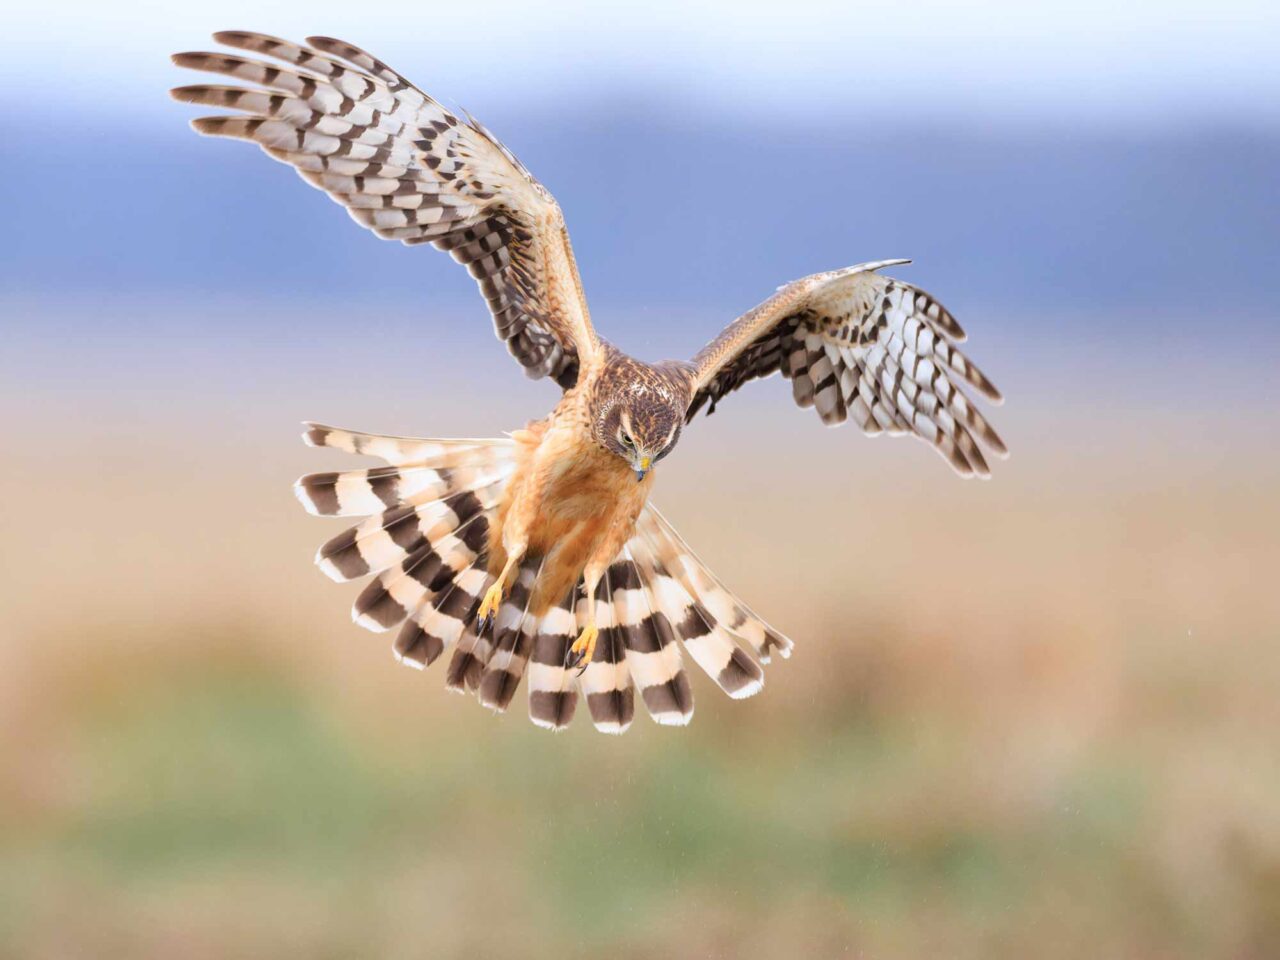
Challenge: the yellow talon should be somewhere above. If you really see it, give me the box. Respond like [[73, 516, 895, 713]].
[[566, 623, 599, 674], [478, 555, 520, 630], [477, 581, 505, 625]]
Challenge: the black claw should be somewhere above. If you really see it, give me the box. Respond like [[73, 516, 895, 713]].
[[563, 648, 584, 671], [477, 613, 492, 634]]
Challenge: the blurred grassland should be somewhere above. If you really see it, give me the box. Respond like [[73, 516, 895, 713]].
[[2, 371, 1279, 960]]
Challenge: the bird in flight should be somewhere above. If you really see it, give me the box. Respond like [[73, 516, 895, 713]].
[[172, 31, 1006, 734]]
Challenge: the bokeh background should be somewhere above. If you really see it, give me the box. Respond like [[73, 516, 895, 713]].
[[3, 1, 1279, 957]]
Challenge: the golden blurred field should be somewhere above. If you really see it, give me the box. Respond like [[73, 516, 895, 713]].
[[2, 329, 1278, 959]]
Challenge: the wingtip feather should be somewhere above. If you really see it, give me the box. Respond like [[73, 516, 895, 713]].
[[189, 115, 241, 136], [170, 52, 209, 70], [211, 29, 262, 46], [169, 85, 208, 104]]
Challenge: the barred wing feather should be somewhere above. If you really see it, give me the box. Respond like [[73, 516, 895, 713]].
[[687, 260, 1007, 477], [172, 31, 598, 389]]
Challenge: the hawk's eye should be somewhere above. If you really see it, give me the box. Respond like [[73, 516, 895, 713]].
[[618, 430, 633, 448]]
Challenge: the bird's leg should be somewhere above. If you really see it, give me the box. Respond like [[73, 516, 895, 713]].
[[565, 510, 635, 674], [477, 552, 521, 630], [478, 469, 539, 631], [565, 567, 602, 675]]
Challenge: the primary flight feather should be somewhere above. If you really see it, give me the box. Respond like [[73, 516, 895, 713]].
[[173, 31, 1006, 733]]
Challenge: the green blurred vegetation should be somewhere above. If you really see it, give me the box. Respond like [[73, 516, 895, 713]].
[[3, 406, 1279, 958], [4, 610, 1278, 958]]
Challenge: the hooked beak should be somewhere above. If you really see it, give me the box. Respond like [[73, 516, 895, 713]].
[[633, 455, 651, 482]]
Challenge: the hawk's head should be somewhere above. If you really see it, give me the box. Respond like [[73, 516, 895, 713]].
[[592, 359, 692, 481]]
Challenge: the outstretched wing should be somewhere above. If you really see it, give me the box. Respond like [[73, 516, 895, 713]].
[[686, 260, 1007, 477], [171, 31, 598, 389]]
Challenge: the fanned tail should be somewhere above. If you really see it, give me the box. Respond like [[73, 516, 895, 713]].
[[295, 424, 790, 733]]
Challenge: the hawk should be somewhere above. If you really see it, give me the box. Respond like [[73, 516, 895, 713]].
[[172, 32, 1006, 733]]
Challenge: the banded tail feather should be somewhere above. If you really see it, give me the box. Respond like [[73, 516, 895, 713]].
[[297, 425, 785, 732], [526, 590, 581, 731], [639, 507, 793, 663], [610, 547, 694, 726], [303, 422, 512, 465], [626, 528, 765, 701], [445, 617, 493, 695], [351, 513, 489, 632], [576, 570, 636, 735], [317, 490, 501, 583], [295, 423, 508, 663], [394, 562, 490, 670], [294, 448, 514, 518], [476, 559, 543, 712]]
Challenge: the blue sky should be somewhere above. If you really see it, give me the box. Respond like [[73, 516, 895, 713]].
[[5, 0, 1279, 128]]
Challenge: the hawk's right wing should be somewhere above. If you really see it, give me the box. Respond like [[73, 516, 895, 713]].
[[172, 31, 599, 389], [686, 261, 1007, 477]]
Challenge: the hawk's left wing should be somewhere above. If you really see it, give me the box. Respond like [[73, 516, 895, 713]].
[[686, 260, 1007, 477], [171, 31, 598, 389]]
